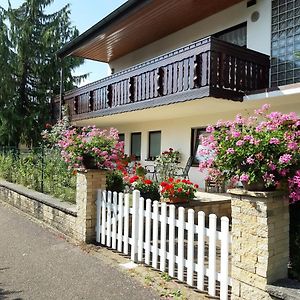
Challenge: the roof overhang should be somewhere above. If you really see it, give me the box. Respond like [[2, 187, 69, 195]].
[[57, 0, 245, 62]]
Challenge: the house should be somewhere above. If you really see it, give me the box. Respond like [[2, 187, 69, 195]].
[[55, 0, 300, 188]]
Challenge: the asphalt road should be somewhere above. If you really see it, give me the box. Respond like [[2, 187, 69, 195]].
[[0, 201, 159, 300]]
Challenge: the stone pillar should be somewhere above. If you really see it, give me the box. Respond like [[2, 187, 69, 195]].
[[75, 170, 106, 243], [230, 189, 289, 300]]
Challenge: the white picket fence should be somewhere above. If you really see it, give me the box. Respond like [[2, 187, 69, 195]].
[[96, 190, 232, 300]]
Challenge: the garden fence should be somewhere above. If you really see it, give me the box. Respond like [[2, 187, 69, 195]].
[[96, 190, 232, 300], [0, 146, 76, 203]]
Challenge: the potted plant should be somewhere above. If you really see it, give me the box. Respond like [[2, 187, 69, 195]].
[[199, 104, 300, 201], [160, 178, 198, 204], [129, 175, 160, 200], [155, 148, 181, 180], [57, 126, 124, 171]]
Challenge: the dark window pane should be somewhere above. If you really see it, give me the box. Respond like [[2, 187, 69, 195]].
[[131, 133, 141, 160], [214, 23, 247, 47], [191, 128, 206, 166], [118, 133, 125, 142], [149, 131, 161, 160]]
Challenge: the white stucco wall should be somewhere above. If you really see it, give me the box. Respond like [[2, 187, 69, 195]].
[[74, 92, 300, 189], [109, 0, 271, 72], [111, 109, 246, 189]]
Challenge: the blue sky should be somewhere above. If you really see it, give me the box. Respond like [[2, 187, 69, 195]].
[[0, 0, 127, 84]]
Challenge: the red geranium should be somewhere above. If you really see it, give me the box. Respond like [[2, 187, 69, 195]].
[[159, 178, 198, 201]]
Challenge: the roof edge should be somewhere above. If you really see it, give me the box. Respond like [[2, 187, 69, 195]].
[[57, 0, 150, 59]]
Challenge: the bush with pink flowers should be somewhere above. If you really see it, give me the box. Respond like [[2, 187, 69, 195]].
[[199, 104, 300, 202], [57, 126, 124, 171]]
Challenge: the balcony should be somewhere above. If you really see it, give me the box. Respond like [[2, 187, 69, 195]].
[[53, 36, 270, 122]]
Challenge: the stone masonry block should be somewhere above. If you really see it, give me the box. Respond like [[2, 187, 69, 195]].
[[75, 170, 107, 243], [230, 189, 289, 299]]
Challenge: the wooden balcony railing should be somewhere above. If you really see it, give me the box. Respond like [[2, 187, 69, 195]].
[[53, 36, 270, 121]]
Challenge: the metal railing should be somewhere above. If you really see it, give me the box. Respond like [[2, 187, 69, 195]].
[[0, 146, 76, 203]]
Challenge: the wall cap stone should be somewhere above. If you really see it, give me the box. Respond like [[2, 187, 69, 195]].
[[266, 279, 300, 300], [77, 169, 107, 174], [0, 180, 77, 217], [228, 188, 285, 198]]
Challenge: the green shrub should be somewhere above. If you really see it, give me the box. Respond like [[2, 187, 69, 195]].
[[106, 170, 125, 193], [0, 148, 76, 203]]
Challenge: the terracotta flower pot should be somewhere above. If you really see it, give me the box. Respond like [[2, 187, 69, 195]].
[[242, 180, 276, 192]]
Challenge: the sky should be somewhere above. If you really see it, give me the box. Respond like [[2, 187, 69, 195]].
[[0, 0, 127, 84]]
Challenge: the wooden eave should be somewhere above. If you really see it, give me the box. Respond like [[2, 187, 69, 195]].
[[57, 0, 245, 62]]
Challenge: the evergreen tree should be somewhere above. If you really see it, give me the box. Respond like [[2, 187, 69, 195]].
[[0, 0, 85, 147], [0, 8, 18, 147]]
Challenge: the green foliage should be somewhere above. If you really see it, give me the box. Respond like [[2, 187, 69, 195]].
[[0, 148, 76, 203], [41, 106, 70, 147], [0, 0, 85, 147], [155, 148, 181, 180], [106, 170, 125, 193], [160, 272, 172, 282], [129, 176, 160, 201]]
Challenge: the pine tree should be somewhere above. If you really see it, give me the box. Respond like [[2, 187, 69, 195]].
[[0, 0, 85, 147], [0, 8, 19, 147]]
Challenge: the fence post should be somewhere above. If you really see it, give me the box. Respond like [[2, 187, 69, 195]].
[[75, 170, 106, 243], [41, 144, 45, 193], [131, 190, 140, 262], [208, 214, 217, 296], [230, 189, 289, 300]]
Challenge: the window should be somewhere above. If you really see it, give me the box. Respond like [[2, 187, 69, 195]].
[[118, 133, 125, 142], [191, 128, 206, 166], [148, 131, 161, 160], [214, 22, 247, 48], [131, 132, 141, 160]]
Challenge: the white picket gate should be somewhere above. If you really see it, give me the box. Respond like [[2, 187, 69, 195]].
[[96, 190, 232, 300]]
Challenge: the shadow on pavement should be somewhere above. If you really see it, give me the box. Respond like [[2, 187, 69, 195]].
[[0, 268, 23, 300], [0, 285, 23, 300]]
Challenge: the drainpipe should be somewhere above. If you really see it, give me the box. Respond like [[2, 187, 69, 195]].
[[59, 62, 64, 120]]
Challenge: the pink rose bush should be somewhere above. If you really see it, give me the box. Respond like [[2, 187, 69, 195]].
[[57, 126, 124, 171], [199, 104, 300, 202]]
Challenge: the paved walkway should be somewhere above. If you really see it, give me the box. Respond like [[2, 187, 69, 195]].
[[0, 202, 159, 300]]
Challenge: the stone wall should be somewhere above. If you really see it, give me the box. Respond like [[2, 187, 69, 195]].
[[0, 170, 107, 243], [75, 170, 106, 242], [230, 189, 289, 300], [173, 199, 231, 222], [0, 180, 78, 238]]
